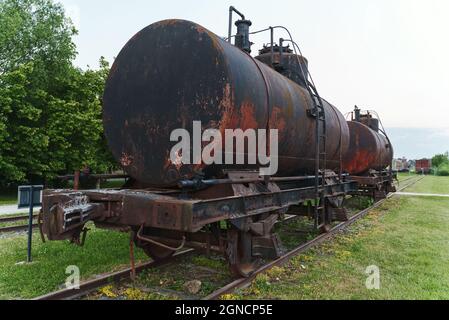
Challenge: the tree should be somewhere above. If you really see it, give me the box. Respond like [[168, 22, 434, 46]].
[[45, 57, 115, 177], [0, 0, 115, 185], [0, 62, 49, 182], [432, 152, 449, 169], [0, 0, 77, 75]]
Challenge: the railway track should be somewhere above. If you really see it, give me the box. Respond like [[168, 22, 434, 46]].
[[34, 176, 424, 301], [398, 176, 419, 185], [0, 214, 38, 234], [34, 249, 196, 300], [0, 214, 37, 224], [0, 224, 38, 234], [204, 176, 424, 300]]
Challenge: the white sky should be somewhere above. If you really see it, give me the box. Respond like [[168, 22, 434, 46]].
[[59, 0, 449, 157]]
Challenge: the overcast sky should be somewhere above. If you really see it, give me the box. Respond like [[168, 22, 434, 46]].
[[58, 0, 449, 159]]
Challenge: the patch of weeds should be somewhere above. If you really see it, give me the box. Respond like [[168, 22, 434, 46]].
[[266, 266, 286, 281], [191, 256, 226, 271], [123, 287, 147, 300], [220, 293, 240, 300], [252, 273, 272, 293], [98, 285, 118, 298]]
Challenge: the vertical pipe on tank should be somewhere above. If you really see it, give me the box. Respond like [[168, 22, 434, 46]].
[[270, 27, 274, 66], [279, 38, 284, 67], [354, 106, 361, 122], [228, 8, 232, 43], [228, 6, 246, 44], [235, 20, 252, 53]]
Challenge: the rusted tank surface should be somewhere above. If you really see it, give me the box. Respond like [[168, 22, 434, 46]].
[[255, 46, 310, 88], [103, 19, 350, 186], [342, 121, 393, 175]]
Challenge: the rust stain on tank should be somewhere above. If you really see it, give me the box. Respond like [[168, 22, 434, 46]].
[[297, 87, 312, 110], [194, 24, 208, 34], [218, 83, 238, 132], [156, 19, 180, 27], [270, 107, 287, 133], [343, 149, 376, 175], [171, 153, 184, 171], [281, 87, 295, 118], [120, 153, 134, 167], [239, 101, 258, 131]]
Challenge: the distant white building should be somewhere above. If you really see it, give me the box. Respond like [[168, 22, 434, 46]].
[[393, 157, 409, 172]]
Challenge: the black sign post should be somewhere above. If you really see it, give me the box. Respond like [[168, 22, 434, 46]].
[[18, 185, 43, 263]]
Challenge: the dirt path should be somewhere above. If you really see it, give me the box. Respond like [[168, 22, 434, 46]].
[[396, 192, 449, 198]]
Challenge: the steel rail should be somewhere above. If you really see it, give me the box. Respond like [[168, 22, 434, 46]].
[[0, 223, 38, 234], [33, 249, 196, 300], [203, 176, 424, 300], [0, 214, 37, 224], [33, 218, 300, 301], [398, 176, 419, 185]]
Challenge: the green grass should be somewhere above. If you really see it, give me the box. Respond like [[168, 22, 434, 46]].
[[404, 175, 449, 194], [397, 172, 415, 182], [101, 179, 126, 189], [236, 177, 449, 300], [0, 225, 147, 299]]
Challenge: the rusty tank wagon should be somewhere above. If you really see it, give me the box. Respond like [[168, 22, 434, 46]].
[[40, 7, 395, 277], [343, 107, 396, 201]]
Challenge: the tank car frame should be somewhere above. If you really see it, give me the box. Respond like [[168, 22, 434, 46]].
[[42, 170, 356, 277]]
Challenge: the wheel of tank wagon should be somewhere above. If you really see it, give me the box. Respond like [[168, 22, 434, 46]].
[[225, 227, 259, 278]]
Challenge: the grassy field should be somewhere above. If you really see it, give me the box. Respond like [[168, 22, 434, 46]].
[[0, 225, 146, 299], [233, 176, 449, 300], [404, 175, 449, 194], [397, 172, 415, 182]]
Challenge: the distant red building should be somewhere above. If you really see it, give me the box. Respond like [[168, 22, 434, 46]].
[[415, 159, 432, 174]]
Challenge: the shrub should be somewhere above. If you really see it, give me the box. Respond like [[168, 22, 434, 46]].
[[437, 164, 449, 176]]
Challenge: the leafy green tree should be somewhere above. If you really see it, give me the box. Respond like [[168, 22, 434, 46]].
[[45, 57, 115, 178], [0, 62, 49, 182], [0, 0, 76, 75], [432, 152, 449, 169], [0, 0, 115, 185]]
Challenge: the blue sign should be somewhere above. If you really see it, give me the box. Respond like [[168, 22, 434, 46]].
[[18, 185, 43, 209]]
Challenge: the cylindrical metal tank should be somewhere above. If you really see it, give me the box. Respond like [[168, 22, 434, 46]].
[[255, 46, 310, 88], [342, 121, 393, 175], [103, 19, 350, 186]]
